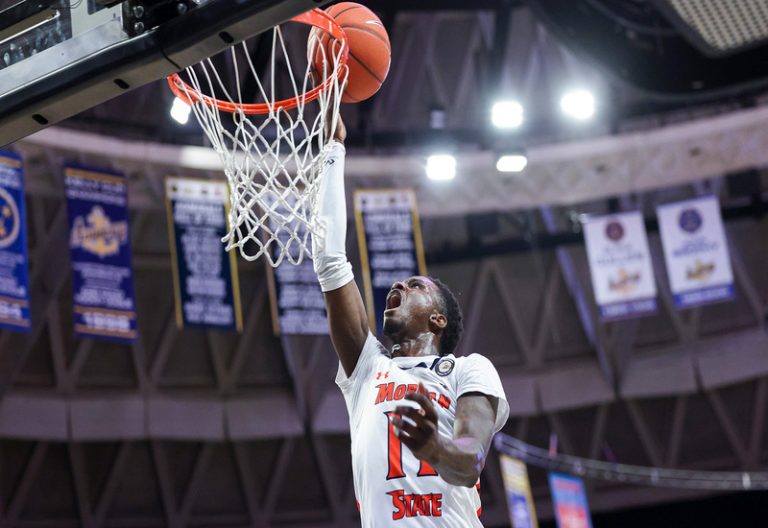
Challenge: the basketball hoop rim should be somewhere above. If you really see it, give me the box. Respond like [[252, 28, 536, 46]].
[[166, 8, 349, 115]]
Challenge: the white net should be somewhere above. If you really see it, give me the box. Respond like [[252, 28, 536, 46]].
[[168, 11, 347, 266]]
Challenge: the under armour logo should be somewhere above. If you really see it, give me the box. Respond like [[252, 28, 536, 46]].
[[376, 371, 389, 380]]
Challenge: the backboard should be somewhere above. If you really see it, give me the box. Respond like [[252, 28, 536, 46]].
[[0, 0, 331, 147]]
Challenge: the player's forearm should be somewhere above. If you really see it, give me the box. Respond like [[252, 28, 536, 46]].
[[313, 140, 369, 375], [324, 281, 369, 376], [313, 141, 353, 292], [428, 435, 485, 488]]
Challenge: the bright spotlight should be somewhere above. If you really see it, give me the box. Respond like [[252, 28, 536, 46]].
[[170, 97, 192, 125], [426, 154, 456, 181], [560, 90, 595, 120], [496, 154, 528, 173], [491, 100, 524, 129]]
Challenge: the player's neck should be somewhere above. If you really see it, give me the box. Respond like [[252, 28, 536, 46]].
[[391, 333, 440, 358]]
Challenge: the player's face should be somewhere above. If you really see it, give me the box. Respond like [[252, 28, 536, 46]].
[[383, 276, 442, 338]]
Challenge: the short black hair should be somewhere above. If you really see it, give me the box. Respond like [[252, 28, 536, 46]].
[[431, 277, 463, 356]]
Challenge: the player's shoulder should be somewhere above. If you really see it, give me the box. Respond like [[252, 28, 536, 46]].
[[452, 353, 500, 373], [454, 352, 496, 365], [363, 332, 391, 357]]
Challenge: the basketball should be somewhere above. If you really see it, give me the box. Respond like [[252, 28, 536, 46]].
[[312, 2, 391, 103]]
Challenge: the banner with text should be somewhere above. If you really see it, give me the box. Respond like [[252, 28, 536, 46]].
[[657, 196, 734, 308], [166, 177, 243, 331], [265, 195, 327, 335], [354, 189, 427, 334], [65, 165, 137, 342], [500, 455, 539, 528], [0, 151, 31, 331], [549, 473, 593, 528], [583, 211, 657, 320]]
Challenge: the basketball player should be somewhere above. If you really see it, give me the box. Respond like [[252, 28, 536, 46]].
[[312, 116, 509, 526]]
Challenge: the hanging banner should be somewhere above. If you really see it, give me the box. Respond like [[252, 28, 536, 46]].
[[165, 177, 242, 331], [265, 196, 327, 335], [549, 473, 593, 528], [0, 151, 31, 331], [64, 165, 137, 342], [657, 196, 734, 308], [583, 211, 657, 320], [354, 189, 427, 333], [500, 455, 539, 528]]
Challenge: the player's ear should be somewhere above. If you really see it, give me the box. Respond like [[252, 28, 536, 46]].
[[429, 312, 447, 332]]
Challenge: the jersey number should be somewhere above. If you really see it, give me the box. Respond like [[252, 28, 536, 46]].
[[385, 411, 438, 479]]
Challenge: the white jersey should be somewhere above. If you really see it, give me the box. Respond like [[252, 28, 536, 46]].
[[336, 333, 510, 527]]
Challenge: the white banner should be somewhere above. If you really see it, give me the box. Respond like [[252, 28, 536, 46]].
[[583, 211, 657, 320], [657, 196, 734, 308]]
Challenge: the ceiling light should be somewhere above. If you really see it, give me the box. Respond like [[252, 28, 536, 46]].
[[170, 97, 191, 125], [491, 100, 524, 129], [560, 90, 595, 120], [426, 154, 456, 181], [430, 107, 446, 130], [496, 154, 528, 173]]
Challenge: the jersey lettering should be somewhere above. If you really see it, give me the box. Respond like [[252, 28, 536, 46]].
[[417, 460, 439, 476], [375, 382, 451, 408], [385, 412, 439, 479], [386, 411, 405, 479], [387, 490, 443, 520]]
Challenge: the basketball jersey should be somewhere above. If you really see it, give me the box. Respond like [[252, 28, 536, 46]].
[[336, 332, 510, 527]]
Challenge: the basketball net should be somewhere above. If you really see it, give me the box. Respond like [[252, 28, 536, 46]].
[[167, 10, 348, 266]]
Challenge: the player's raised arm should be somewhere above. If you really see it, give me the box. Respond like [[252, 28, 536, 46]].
[[313, 116, 370, 377]]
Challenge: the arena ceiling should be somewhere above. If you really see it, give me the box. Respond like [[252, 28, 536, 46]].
[[2, 0, 768, 526]]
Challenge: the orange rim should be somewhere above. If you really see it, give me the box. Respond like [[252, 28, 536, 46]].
[[167, 8, 348, 115]]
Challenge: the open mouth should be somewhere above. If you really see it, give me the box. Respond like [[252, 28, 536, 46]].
[[385, 290, 403, 310]]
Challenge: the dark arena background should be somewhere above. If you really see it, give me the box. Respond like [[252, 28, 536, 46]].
[[1, 0, 768, 526]]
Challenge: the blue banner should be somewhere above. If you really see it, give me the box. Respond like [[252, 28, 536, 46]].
[[0, 151, 31, 331], [64, 165, 137, 342], [265, 195, 328, 335], [353, 189, 427, 334], [165, 177, 242, 331], [549, 473, 593, 528]]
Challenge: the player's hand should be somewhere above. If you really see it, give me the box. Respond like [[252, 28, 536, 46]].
[[392, 383, 441, 464], [325, 113, 346, 144]]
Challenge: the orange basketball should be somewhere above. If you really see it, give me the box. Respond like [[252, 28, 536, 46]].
[[313, 2, 391, 103]]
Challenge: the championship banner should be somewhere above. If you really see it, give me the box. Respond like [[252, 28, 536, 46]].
[[657, 196, 735, 308], [549, 473, 593, 528], [0, 151, 31, 331], [165, 178, 243, 332], [583, 211, 657, 320], [64, 165, 137, 342], [353, 189, 427, 333], [500, 455, 539, 528], [265, 197, 327, 335]]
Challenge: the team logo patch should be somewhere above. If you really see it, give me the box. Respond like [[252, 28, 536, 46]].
[[435, 359, 454, 376], [0, 187, 20, 249], [605, 220, 624, 242], [679, 208, 703, 234]]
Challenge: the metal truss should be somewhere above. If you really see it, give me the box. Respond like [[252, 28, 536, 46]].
[[18, 99, 768, 220], [496, 434, 768, 490]]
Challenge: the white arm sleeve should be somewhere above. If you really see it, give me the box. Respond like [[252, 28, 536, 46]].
[[313, 141, 354, 292]]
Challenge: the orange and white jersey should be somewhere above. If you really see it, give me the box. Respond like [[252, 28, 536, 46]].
[[336, 333, 510, 527]]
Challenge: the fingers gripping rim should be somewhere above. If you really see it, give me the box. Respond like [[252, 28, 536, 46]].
[[167, 9, 349, 114]]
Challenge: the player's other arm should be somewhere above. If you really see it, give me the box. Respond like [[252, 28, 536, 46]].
[[395, 386, 498, 488], [314, 116, 369, 377]]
